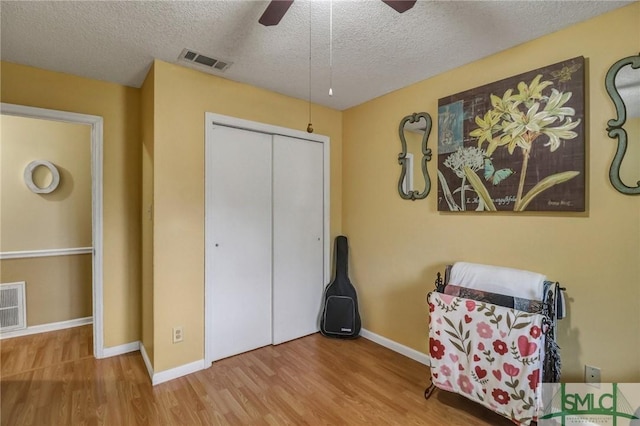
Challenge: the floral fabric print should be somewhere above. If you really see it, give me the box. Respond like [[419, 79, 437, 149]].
[[428, 292, 545, 425]]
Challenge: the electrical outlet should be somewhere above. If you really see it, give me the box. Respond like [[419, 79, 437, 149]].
[[585, 365, 601, 383], [172, 326, 183, 343]]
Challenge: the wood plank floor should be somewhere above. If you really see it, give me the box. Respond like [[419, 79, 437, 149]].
[[1, 325, 513, 425]]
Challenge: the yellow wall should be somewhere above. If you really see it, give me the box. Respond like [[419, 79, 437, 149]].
[[141, 64, 155, 364], [342, 3, 640, 382], [1, 115, 91, 250], [151, 60, 342, 372], [1, 255, 92, 325], [1, 62, 142, 347]]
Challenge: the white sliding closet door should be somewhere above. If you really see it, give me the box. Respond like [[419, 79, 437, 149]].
[[207, 125, 273, 361], [272, 135, 325, 344]]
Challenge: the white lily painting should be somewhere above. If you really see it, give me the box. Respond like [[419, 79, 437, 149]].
[[437, 57, 585, 212]]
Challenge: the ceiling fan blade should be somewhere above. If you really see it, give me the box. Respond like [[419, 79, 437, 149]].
[[259, 0, 294, 26], [382, 0, 417, 13]]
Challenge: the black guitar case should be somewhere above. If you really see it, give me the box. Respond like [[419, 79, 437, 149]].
[[320, 235, 361, 338]]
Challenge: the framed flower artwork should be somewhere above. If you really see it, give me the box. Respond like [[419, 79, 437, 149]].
[[437, 57, 585, 212]]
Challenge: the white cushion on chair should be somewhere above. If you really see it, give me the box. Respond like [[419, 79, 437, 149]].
[[450, 262, 546, 301]]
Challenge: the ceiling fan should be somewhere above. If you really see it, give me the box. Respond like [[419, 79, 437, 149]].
[[259, 0, 417, 26]]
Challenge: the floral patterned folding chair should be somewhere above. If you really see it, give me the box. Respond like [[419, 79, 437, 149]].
[[424, 262, 564, 426]]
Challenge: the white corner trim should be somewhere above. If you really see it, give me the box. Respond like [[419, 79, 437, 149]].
[[151, 359, 206, 386], [140, 343, 154, 381], [0, 316, 92, 340], [102, 341, 140, 358], [0, 247, 93, 260], [91, 114, 104, 359], [360, 328, 431, 366]]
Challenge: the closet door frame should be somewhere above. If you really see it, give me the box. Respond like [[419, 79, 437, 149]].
[[204, 112, 330, 366]]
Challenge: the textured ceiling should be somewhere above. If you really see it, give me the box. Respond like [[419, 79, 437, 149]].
[[0, 0, 632, 110]]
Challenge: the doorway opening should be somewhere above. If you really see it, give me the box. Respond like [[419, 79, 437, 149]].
[[0, 103, 104, 358]]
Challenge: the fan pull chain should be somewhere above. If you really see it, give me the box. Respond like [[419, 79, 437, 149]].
[[329, 0, 333, 97], [307, 0, 313, 133]]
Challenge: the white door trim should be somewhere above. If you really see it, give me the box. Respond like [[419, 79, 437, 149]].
[[1, 102, 105, 359], [204, 112, 330, 366]]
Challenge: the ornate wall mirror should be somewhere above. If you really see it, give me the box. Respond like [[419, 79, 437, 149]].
[[398, 112, 432, 200], [605, 53, 640, 195]]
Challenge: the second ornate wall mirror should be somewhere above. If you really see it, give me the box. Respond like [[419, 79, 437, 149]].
[[605, 53, 640, 195]]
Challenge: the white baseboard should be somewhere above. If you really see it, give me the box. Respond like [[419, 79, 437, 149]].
[[139, 342, 206, 387], [360, 328, 430, 366], [140, 343, 154, 380], [152, 358, 206, 386], [102, 341, 140, 358], [0, 316, 92, 340]]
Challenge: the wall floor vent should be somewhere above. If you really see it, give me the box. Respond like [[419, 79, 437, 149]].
[[0, 282, 26, 332], [178, 48, 232, 73]]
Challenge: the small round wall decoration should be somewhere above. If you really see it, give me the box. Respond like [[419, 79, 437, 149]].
[[24, 160, 60, 194]]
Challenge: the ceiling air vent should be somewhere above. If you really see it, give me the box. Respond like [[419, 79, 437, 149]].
[[178, 48, 232, 73]]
